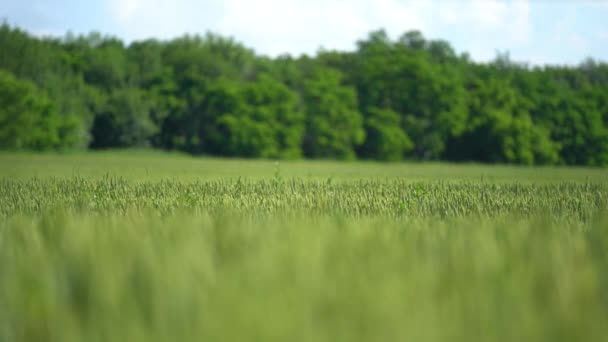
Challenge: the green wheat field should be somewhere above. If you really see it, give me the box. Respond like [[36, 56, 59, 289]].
[[1, 151, 608, 342]]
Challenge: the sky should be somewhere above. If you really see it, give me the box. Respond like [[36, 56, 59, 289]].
[[1, 0, 607, 65]]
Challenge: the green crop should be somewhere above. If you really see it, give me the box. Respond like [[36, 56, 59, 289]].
[[1, 151, 608, 342]]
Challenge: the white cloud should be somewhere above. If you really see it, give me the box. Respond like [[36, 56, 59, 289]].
[[110, 0, 143, 23], [551, 15, 587, 50], [217, 0, 433, 55], [0, 0, 598, 65], [104, 0, 534, 58], [470, 0, 509, 28], [435, 0, 530, 43], [591, 1, 608, 10], [106, 0, 226, 41]]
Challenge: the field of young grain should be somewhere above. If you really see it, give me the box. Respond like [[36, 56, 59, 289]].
[[1, 151, 608, 342]]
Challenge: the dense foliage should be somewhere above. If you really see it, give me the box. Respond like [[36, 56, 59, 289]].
[[1, 23, 607, 165]]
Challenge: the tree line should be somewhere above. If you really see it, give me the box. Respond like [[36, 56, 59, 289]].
[[1, 23, 607, 165]]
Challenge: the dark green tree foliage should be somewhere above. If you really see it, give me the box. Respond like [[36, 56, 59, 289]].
[[446, 75, 558, 164], [217, 74, 304, 159], [162, 34, 255, 81], [301, 67, 364, 159], [353, 30, 468, 160], [81, 38, 127, 91], [90, 88, 157, 148], [0, 24, 55, 84], [530, 57, 605, 165], [359, 107, 413, 161], [0, 22, 607, 165], [0, 24, 94, 148], [151, 34, 259, 154], [0, 70, 79, 149]]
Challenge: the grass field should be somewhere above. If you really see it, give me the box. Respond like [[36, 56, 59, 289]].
[[2, 150, 607, 182], [1, 151, 608, 341]]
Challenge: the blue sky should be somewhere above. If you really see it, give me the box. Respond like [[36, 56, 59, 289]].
[[2, 0, 607, 65]]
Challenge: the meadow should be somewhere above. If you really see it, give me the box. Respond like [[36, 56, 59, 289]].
[[1, 151, 608, 342]]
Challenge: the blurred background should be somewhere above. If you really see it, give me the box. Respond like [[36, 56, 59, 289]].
[[1, 0, 607, 165]]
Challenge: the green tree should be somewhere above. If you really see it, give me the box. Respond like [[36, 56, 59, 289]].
[[81, 35, 128, 91], [354, 30, 468, 160], [1, 22, 607, 165], [216, 74, 304, 158], [0, 70, 79, 150], [359, 107, 413, 161], [89, 88, 157, 148], [301, 67, 365, 159], [446, 76, 559, 164]]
